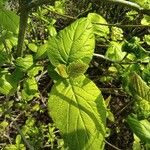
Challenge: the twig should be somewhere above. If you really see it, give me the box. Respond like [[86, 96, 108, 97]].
[[93, 23, 150, 28], [107, 0, 150, 16], [104, 139, 122, 150], [116, 100, 134, 116], [93, 53, 149, 64]]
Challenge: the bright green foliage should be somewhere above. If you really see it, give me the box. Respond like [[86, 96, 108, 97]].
[[35, 43, 48, 59], [0, 70, 18, 95], [28, 43, 38, 52], [48, 75, 106, 150], [55, 64, 68, 78], [87, 13, 109, 38], [22, 77, 39, 101], [141, 15, 150, 25], [54, 61, 89, 79], [144, 35, 150, 46], [27, 66, 43, 77], [15, 55, 34, 72], [127, 115, 150, 144], [47, 18, 106, 149], [111, 27, 123, 41], [47, 18, 95, 66], [129, 0, 150, 9], [132, 135, 142, 150], [0, 7, 19, 33], [105, 41, 126, 61], [67, 60, 88, 78]]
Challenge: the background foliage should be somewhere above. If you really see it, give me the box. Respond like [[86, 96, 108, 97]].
[[0, 0, 150, 150]]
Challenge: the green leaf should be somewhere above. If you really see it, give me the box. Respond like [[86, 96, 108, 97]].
[[111, 27, 123, 41], [28, 43, 38, 52], [87, 13, 109, 38], [129, 73, 150, 118], [15, 55, 33, 72], [144, 34, 150, 46], [22, 77, 39, 101], [129, 0, 150, 9], [27, 66, 43, 77], [67, 60, 88, 78], [127, 115, 150, 144], [105, 41, 126, 61], [48, 62, 63, 81], [0, 8, 19, 33], [141, 15, 150, 25], [122, 37, 148, 59], [0, 71, 18, 95], [130, 73, 150, 101], [47, 18, 95, 66], [35, 43, 48, 59], [55, 64, 68, 78], [48, 75, 106, 150], [0, 49, 9, 65]]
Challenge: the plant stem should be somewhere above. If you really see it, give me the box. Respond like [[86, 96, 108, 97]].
[[93, 23, 150, 28], [93, 53, 149, 64], [16, 0, 29, 57], [104, 139, 122, 150], [107, 0, 150, 16], [16, 0, 55, 58]]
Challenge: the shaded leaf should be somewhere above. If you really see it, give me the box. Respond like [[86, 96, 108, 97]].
[[35, 43, 48, 59], [0, 8, 19, 33], [22, 77, 39, 101], [127, 115, 150, 144]]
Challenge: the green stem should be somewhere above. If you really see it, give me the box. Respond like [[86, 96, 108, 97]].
[[93, 23, 150, 28], [16, 0, 29, 57], [93, 53, 149, 64], [16, 0, 55, 58], [107, 0, 150, 16]]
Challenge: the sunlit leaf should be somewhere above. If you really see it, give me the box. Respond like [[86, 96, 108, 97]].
[[105, 41, 126, 61], [48, 75, 106, 150], [87, 13, 109, 38], [47, 18, 95, 66]]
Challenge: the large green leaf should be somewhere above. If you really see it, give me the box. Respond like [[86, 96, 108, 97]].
[[127, 115, 150, 144], [87, 13, 109, 38], [48, 75, 106, 150], [47, 18, 95, 66], [0, 8, 19, 33]]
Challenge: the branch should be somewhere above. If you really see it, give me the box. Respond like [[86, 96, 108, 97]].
[[93, 53, 149, 64], [16, 0, 55, 57], [107, 0, 150, 16], [93, 23, 150, 28]]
